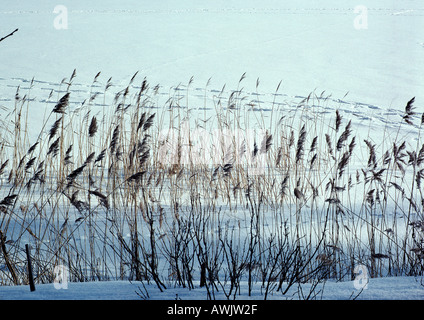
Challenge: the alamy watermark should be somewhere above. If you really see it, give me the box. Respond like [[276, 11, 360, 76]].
[[53, 5, 68, 30], [52, 5, 368, 31], [157, 125, 271, 175], [353, 264, 369, 290], [53, 264, 69, 289], [354, 5, 368, 30]]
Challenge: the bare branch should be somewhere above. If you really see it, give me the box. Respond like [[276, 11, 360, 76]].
[[0, 28, 18, 43]]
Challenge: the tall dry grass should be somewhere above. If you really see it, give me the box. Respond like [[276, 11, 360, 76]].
[[0, 71, 423, 299]]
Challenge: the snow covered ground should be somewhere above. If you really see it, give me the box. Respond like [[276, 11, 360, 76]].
[[1, 276, 423, 300], [1, 1, 424, 301]]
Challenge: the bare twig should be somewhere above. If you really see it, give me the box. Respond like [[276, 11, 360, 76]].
[[0, 29, 19, 43]]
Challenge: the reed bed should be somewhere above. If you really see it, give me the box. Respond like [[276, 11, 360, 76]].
[[0, 71, 423, 299]]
